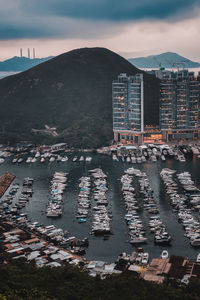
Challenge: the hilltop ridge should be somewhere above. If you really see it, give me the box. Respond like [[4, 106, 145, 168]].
[[0, 56, 53, 72], [129, 52, 200, 68]]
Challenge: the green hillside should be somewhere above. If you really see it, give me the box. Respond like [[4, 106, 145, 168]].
[[0, 47, 160, 148]]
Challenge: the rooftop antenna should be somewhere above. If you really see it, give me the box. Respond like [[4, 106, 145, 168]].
[[20, 48, 23, 58], [28, 48, 30, 59], [33, 48, 35, 59]]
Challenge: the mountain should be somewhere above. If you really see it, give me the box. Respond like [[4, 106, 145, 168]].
[[0, 47, 160, 148], [128, 52, 200, 69], [0, 56, 54, 72]]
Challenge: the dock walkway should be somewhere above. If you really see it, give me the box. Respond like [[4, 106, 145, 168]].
[[0, 173, 15, 198]]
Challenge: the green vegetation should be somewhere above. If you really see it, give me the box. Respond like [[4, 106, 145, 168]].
[[0, 261, 200, 299], [0, 47, 160, 148], [0, 56, 53, 72]]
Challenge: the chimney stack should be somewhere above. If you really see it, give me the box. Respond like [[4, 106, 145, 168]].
[[20, 48, 23, 57], [33, 48, 35, 59], [28, 48, 30, 59]]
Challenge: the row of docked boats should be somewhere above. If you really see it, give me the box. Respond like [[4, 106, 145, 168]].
[[0, 183, 20, 214], [137, 171, 159, 215], [76, 176, 91, 223], [177, 171, 200, 193], [121, 172, 147, 245], [90, 168, 111, 236], [18, 177, 34, 207], [11, 152, 93, 164], [160, 168, 200, 247], [0, 181, 89, 249], [177, 171, 200, 247], [124, 167, 172, 245], [111, 144, 192, 164], [29, 223, 69, 244], [73, 156, 92, 162], [2, 178, 34, 214], [134, 169, 171, 245], [46, 172, 68, 218]]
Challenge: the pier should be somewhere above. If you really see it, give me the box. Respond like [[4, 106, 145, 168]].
[[0, 173, 15, 198]]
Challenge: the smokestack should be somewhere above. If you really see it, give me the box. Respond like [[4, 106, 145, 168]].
[[20, 48, 23, 57], [33, 48, 35, 59], [28, 48, 30, 59]]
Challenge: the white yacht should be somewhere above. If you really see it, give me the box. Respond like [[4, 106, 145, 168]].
[[0, 158, 5, 164], [196, 253, 200, 263], [161, 250, 169, 259]]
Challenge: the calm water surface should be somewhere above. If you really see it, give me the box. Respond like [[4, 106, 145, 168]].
[[0, 153, 200, 262]]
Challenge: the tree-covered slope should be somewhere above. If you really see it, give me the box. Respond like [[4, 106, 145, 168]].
[[0, 261, 199, 300], [0, 47, 160, 147]]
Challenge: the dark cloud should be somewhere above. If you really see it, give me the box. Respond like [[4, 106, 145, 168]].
[[0, 24, 51, 40], [0, 0, 199, 40], [21, 0, 200, 21]]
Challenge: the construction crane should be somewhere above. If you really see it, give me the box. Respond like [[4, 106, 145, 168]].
[[172, 61, 186, 72], [164, 59, 174, 71]]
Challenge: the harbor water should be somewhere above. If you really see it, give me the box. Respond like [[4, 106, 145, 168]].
[[0, 153, 200, 262]]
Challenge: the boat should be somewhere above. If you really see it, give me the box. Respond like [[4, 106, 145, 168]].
[[160, 168, 176, 175], [26, 157, 32, 163], [31, 157, 37, 163], [77, 217, 87, 223], [0, 158, 5, 164], [142, 252, 149, 264], [196, 253, 200, 263], [178, 155, 186, 162], [130, 237, 147, 244], [35, 152, 40, 158], [57, 155, 62, 162], [161, 250, 169, 259], [61, 156, 68, 162], [49, 156, 56, 162], [126, 156, 131, 163], [151, 155, 157, 162], [112, 154, 117, 161], [86, 156, 92, 162], [190, 239, 200, 247]]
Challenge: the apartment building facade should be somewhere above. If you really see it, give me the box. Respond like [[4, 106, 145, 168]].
[[159, 70, 200, 142], [112, 73, 144, 144]]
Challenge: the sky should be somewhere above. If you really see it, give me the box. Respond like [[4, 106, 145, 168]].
[[0, 0, 200, 61]]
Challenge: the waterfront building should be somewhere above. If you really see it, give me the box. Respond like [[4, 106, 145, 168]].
[[113, 70, 200, 145], [159, 70, 200, 142], [112, 73, 144, 144]]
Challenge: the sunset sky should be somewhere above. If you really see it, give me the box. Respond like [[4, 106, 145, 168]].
[[0, 0, 200, 61]]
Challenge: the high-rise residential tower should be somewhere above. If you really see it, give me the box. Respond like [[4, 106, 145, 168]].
[[112, 73, 144, 144], [159, 70, 200, 142]]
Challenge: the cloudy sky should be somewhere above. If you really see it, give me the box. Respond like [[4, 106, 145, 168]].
[[0, 0, 200, 61]]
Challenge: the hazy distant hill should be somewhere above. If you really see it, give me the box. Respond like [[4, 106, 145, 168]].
[[129, 52, 200, 69], [0, 47, 159, 148], [0, 56, 54, 72]]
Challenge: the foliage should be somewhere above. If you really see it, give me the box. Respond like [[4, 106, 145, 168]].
[[0, 261, 200, 300], [0, 48, 160, 148]]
